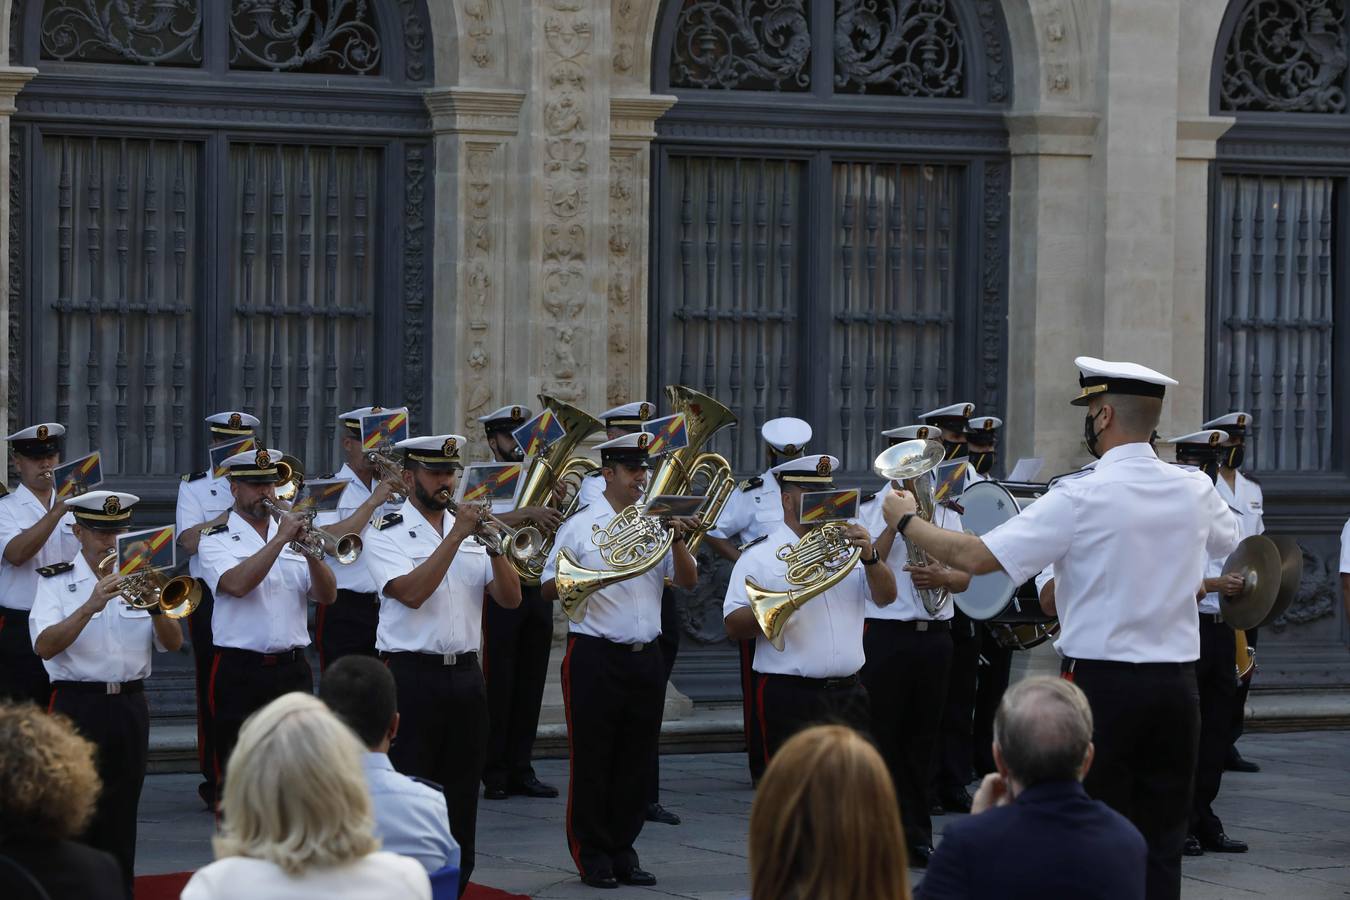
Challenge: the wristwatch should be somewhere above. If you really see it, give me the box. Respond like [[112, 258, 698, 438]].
[[860, 548, 881, 566], [897, 513, 916, 536]]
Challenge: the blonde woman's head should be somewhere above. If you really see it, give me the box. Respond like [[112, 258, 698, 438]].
[[0, 703, 101, 840], [749, 725, 909, 900], [215, 692, 378, 875]]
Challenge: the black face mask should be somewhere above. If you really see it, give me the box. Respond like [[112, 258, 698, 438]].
[[1223, 444, 1245, 470], [942, 440, 968, 461], [1178, 452, 1219, 484], [969, 450, 996, 475], [1083, 410, 1105, 459]]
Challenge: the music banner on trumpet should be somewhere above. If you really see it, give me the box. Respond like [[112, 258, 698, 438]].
[[361, 408, 410, 452], [513, 409, 567, 457], [53, 451, 103, 499], [640, 414, 689, 456], [458, 463, 524, 510], [933, 460, 969, 503], [117, 525, 177, 577], [210, 437, 256, 478], [800, 489, 860, 524], [293, 478, 352, 515]]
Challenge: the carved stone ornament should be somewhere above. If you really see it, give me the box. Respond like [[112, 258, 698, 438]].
[[834, 0, 965, 97], [1221, 0, 1349, 113], [669, 0, 811, 90], [41, 0, 204, 65], [230, 0, 382, 74]]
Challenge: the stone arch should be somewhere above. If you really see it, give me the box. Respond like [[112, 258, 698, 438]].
[[442, 0, 519, 86], [1182, 0, 1231, 118], [998, 0, 1097, 112]]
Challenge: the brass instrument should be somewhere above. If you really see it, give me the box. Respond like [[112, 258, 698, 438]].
[[874, 439, 949, 615], [97, 549, 201, 619], [365, 449, 408, 504], [747, 523, 863, 651], [509, 395, 604, 584], [447, 498, 545, 567], [1235, 628, 1255, 680], [275, 454, 305, 503], [260, 497, 363, 564], [556, 385, 736, 623]]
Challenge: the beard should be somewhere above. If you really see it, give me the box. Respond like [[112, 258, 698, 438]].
[[415, 479, 452, 511]]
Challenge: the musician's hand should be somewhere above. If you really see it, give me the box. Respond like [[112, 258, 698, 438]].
[[87, 574, 123, 611], [449, 503, 483, 541], [550, 481, 570, 506], [1217, 573, 1246, 597], [666, 515, 701, 540], [904, 562, 947, 590], [275, 511, 306, 544], [371, 479, 397, 505], [971, 772, 1011, 815], [521, 506, 565, 531], [842, 523, 875, 558], [886, 489, 918, 521]]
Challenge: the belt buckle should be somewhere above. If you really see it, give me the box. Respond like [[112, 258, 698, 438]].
[[106, 682, 121, 695], [631, 642, 645, 653], [442, 652, 457, 666], [916, 621, 930, 632]]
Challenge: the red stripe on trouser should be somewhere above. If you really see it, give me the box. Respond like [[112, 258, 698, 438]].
[[207, 651, 224, 785], [315, 603, 328, 672], [756, 674, 771, 768], [47, 689, 58, 714], [561, 635, 585, 876]]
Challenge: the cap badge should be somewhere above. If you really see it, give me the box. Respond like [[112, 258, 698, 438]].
[[1236, 414, 1247, 427], [256, 449, 271, 468], [1209, 432, 1221, 445], [783, 443, 798, 455], [227, 413, 243, 429], [36, 425, 49, 441], [443, 437, 459, 456], [637, 433, 651, 450], [983, 418, 994, 430], [511, 406, 523, 421], [638, 403, 652, 421], [962, 404, 974, 417], [103, 496, 120, 515], [917, 426, 930, 439], [816, 456, 830, 476], [371, 406, 383, 413]]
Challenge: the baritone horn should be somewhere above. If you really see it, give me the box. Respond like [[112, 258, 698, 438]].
[[747, 522, 862, 651], [97, 549, 201, 619], [874, 439, 949, 615]]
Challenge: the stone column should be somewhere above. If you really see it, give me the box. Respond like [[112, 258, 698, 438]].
[[0, 66, 37, 441]]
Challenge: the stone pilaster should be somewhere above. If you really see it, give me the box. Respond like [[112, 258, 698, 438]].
[[0, 66, 37, 442]]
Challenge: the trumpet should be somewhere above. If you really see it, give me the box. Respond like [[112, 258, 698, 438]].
[[747, 523, 862, 651], [275, 455, 305, 503], [874, 439, 949, 616], [447, 497, 545, 566], [260, 497, 363, 565], [365, 449, 408, 504], [97, 549, 201, 619]]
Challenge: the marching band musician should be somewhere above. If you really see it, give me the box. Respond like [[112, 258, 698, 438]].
[[312, 406, 403, 671], [479, 404, 564, 802], [542, 432, 699, 889], [0, 423, 78, 705], [175, 410, 259, 808], [30, 490, 183, 896], [363, 434, 523, 897], [860, 425, 970, 867], [704, 417, 812, 785], [886, 358, 1239, 900], [196, 447, 337, 784], [577, 401, 656, 509], [723, 455, 898, 763]]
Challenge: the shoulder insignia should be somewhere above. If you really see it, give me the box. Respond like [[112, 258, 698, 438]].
[[408, 774, 444, 792], [375, 513, 404, 531], [585, 470, 602, 479], [861, 490, 878, 503], [1047, 467, 1093, 489], [38, 562, 74, 577], [740, 476, 764, 492], [319, 472, 336, 480], [738, 534, 769, 553], [182, 470, 208, 482], [201, 523, 229, 536]]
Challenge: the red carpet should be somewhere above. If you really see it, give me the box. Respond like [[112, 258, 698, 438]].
[[136, 871, 528, 899]]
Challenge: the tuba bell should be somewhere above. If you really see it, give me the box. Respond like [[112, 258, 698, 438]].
[[747, 523, 862, 651], [874, 439, 949, 616]]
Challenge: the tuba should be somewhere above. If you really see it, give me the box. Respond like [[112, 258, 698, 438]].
[[556, 385, 737, 623], [874, 439, 949, 615], [98, 549, 201, 619], [747, 523, 862, 651]]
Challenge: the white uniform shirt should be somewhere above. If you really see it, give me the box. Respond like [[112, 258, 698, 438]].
[[707, 470, 781, 544], [860, 490, 961, 621], [176, 472, 235, 581], [723, 522, 872, 678], [545, 498, 677, 644], [29, 553, 169, 682], [577, 471, 606, 509], [980, 443, 1240, 664], [197, 511, 315, 653], [1201, 471, 1265, 615], [315, 463, 402, 594], [0, 484, 78, 611], [363, 503, 494, 655]]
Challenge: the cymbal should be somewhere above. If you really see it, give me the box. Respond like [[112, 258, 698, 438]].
[[1219, 535, 1281, 631], [1260, 535, 1302, 628]]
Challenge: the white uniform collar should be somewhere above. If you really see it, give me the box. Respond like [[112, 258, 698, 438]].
[[12, 481, 54, 511], [1094, 442, 1158, 468], [70, 550, 98, 583]]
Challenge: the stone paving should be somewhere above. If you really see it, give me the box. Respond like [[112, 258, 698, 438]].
[[137, 730, 1350, 898]]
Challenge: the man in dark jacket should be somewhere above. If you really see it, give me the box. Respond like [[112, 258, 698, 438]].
[[918, 676, 1147, 900]]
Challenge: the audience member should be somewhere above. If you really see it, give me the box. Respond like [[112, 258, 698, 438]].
[[320, 655, 460, 873], [749, 724, 910, 900], [181, 692, 431, 900], [917, 677, 1146, 900]]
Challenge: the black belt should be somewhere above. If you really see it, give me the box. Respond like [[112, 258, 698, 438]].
[[1200, 613, 1226, 625], [381, 650, 479, 668], [1061, 658, 1195, 674], [217, 647, 305, 666], [335, 588, 379, 604], [867, 617, 951, 632], [570, 633, 657, 653], [0, 606, 31, 621], [763, 672, 860, 691], [50, 679, 144, 695]]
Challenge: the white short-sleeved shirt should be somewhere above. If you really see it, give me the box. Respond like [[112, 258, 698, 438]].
[[315, 463, 403, 594], [197, 511, 315, 653], [860, 489, 961, 621], [1201, 471, 1265, 614], [545, 498, 677, 645], [29, 553, 170, 682], [363, 503, 494, 655], [176, 472, 235, 580], [723, 522, 872, 678], [577, 471, 606, 509], [707, 470, 782, 544], [0, 484, 78, 611], [980, 442, 1240, 664]]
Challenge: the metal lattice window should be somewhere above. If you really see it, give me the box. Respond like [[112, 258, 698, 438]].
[[1219, 0, 1349, 114]]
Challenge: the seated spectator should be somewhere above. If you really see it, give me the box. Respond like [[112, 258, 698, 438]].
[[319, 655, 460, 873], [181, 693, 431, 900], [0, 703, 123, 900], [917, 676, 1146, 900], [749, 724, 910, 900]]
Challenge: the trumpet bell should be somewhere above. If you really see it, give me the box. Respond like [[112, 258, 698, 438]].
[[333, 533, 363, 566], [873, 439, 945, 482], [506, 525, 545, 565], [159, 575, 203, 619], [275, 455, 305, 503]]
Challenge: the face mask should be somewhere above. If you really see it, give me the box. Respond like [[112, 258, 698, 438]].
[[1083, 409, 1105, 459], [1224, 444, 1245, 470], [1178, 452, 1219, 484], [969, 450, 996, 475], [942, 440, 967, 461]]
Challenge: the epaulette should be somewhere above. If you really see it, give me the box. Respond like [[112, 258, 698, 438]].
[[861, 490, 878, 503], [563, 504, 590, 522], [738, 534, 769, 552], [408, 774, 444, 792], [585, 470, 602, 478], [38, 562, 74, 577], [1047, 467, 1093, 489], [319, 472, 336, 480], [200, 523, 229, 536], [182, 470, 208, 482], [375, 513, 404, 531], [740, 476, 764, 492]]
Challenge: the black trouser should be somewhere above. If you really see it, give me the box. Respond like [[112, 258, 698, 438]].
[[385, 651, 488, 897], [483, 584, 553, 790], [972, 625, 1014, 776], [1063, 658, 1200, 900], [738, 639, 765, 784], [756, 671, 871, 764], [646, 586, 680, 806], [934, 609, 978, 796], [860, 619, 952, 849], [185, 582, 217, 797], [561, 634, 664, 881], [1192, 617, 1238, 841], [315, 588, 379, 672], [0, 607, 49, 706], [1231, 627, 1257, 747], [49, 681, 149, 899], [209, 647, 312, 785]]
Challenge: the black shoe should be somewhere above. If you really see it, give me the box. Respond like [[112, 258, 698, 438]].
[[1183, 835, 1204, 857], [616, 868, 657, 886], [1200, 833, 1248, 853], [508, 776, 559, 798], [580, 873, 618, 889], [940, 788, 973, 814], [646, 802, 681, 825], [908, 844, 935, 868], [1225, 748, 1260, 773], [483, 785, 509, 800]]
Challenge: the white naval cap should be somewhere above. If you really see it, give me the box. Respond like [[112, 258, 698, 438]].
[[919, 402, 975, 424], [220, 447, 286, 482], [67, 489, 139, 528], [965, 415, 1003, 435], [1201, 411, 1252, 435], [761, 417, 812, 455], [205, 411, 260, 436], [1167, 430, 1227, 448], [770, 454, 839, 487], [6, 423, 66, 456], [596, 431, 654, 467], [881, 424, 940, 442], [477, 404, 533, 431], [600, 401, 656, 428], [395, 434, 466, 469], [1072, 356, 1177, 407]]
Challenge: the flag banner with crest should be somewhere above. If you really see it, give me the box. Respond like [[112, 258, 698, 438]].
[[458, 463, 525, 506], [933, 460, 969, 502], [53, 451, 103, 500], [800, 489, 860, 524], [644, 495, 704, 518], [361, 408, 410, 452], [117, 525, 176, 577], [210, 437, 256, 478], [293, 478, 352, 515], [641, 414, 690, 456], [512, 409, 567, 458]]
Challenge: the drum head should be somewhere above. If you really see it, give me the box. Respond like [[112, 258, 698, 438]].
[[956, 482, 1022, 620]]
